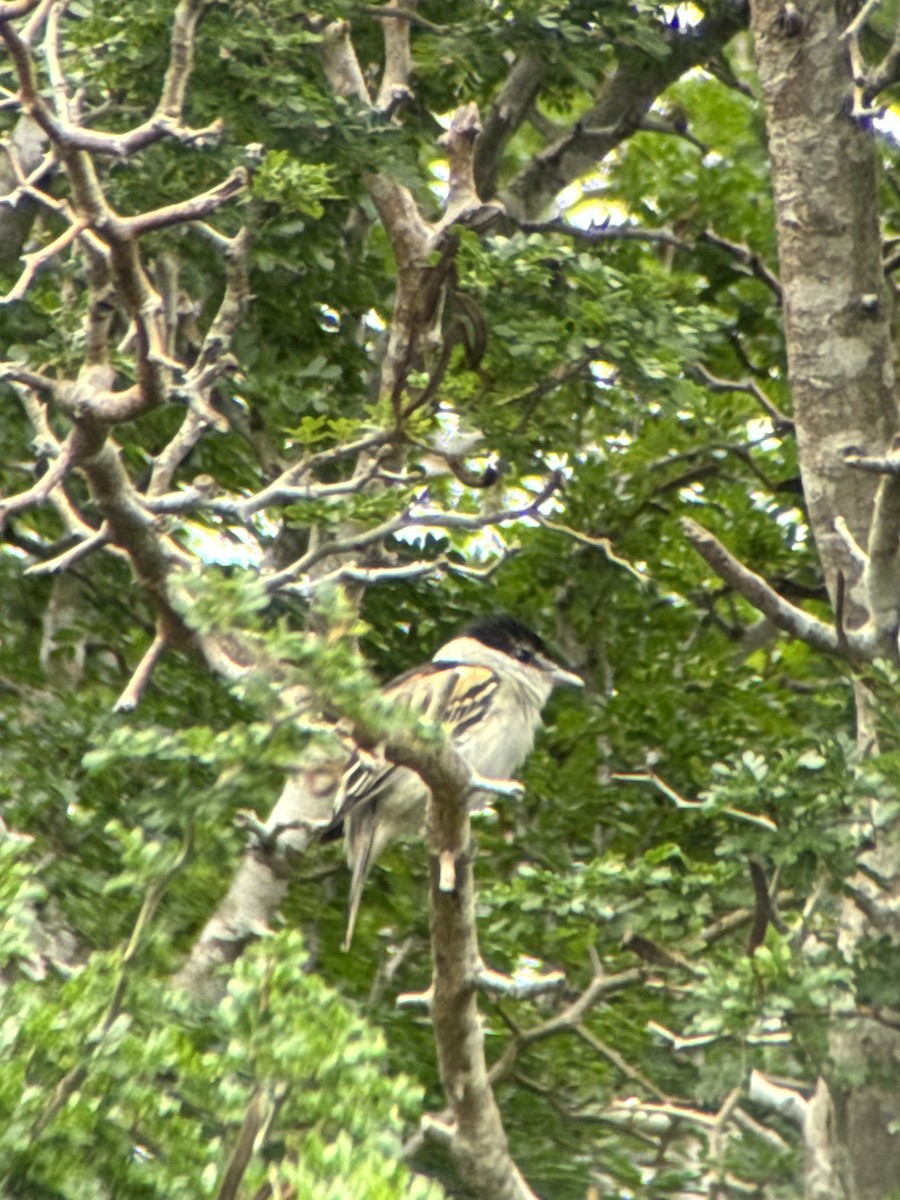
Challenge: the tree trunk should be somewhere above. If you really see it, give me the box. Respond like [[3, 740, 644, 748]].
[[750, 0, 900, 1195]]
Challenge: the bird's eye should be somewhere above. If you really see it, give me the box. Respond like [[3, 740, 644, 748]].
[[514, 646, 535, 664]]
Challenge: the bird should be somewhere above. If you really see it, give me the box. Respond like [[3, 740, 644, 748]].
[[321, 615, 583, 949]]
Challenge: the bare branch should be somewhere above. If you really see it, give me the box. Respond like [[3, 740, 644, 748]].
[[114, 628, 168, 712], [606, 1097, 721, 1130], [841, 0, 900, 114], [390, 735, 538, 1199], [861, 468, 900, 650], [0, 431, 77, 526], [840, 513, 873, 568], [74, 432, 198, 652], [281, 558, 442, 598], [693, 363, 793, 431], [0, 113, 51, 270], [19, 0, 53, 43], [1, 215, 87, 303], [614, 767, 778, 832], [114, 168, 248, 238], [576, 1023, 671, 1102], [158, 0, 210, 121], [747, 1069, 807, 1126], [537, 515, 650, 583], [681, 516, 840, 655], [638, 113, 708, 153], [262, 471, 564, 592], [320, 20, 369, 102], [43, 0, 70, 123], [374, 0, 416, 110], [474, 51, 544, 199], [0, 0, 42, 19], [404, 961, 645, 1162], [360, 4, 448, 35], [500, 5, 748, 220], [843, 449, 900, 475], [24, 527, 108, 575], [521, 215, 688, 251], [1, 20, 221, 157], [698, 229, 783, 298], [438, 102, 485, 227], [174, 756, 342, 998], [474, 963, 565, 999], [732, 1106, 791, 1152], [517, 219, 782, 302], [147, 228, 252, 495], [517, 967, 644, 1046], [0, 361, 63, 400]]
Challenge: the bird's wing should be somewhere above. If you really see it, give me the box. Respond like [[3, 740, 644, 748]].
[[328, 659, 500, 828]]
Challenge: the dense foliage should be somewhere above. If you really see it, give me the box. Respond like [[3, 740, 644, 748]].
[[3, 2, 900, 1197]]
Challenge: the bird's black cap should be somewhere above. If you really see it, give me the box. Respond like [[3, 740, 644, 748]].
[[462, 614, 548, 657]]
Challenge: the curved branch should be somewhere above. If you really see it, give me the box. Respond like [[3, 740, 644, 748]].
[[682, 517, 841, 656], [500, 7, 748, 220]]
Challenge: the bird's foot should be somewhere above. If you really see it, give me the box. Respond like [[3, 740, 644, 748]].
[[468, 771, 525, 799]]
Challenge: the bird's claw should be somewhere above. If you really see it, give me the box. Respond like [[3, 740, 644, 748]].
[[468, 771, 525, 799]]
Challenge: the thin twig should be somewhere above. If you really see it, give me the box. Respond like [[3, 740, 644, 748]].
[[114, 628, 168, 711], [613, 767, 778, 832], [693, 363, 793, 431], [24, 527, 108, 575]]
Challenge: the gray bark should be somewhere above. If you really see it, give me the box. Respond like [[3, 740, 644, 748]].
[[750, 0, 900, 1195], [0, 114, 47, 270]]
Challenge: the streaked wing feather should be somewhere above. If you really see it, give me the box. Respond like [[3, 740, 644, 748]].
[[331, 752, 401, 825], [443, 670, 497, 737], [331, 660, 500, 824]]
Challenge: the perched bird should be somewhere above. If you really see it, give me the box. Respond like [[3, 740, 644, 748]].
[[322, 615, 583, 948]]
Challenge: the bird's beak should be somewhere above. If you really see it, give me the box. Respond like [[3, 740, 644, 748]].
[[543, 659, 584, 689], [554, 665, 584, 689]]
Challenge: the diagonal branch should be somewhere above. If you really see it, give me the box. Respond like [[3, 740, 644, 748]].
[[682, 516, 841, 656], [500, 6, 748, 220], [112, 167, 247, 237], [692, 363, 793, 433], [261, 472, 564, 593], [1, 0, 220, 156], [1, 215, 87, 302], [474, 50, 544, 200], [614, 767, 778, 832]]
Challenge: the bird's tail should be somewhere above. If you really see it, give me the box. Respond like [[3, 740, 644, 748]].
[[342, 811, 376, 951]]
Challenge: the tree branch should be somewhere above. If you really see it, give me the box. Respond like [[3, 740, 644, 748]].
[[112, 167, 247, 237], [384, 734, 538, 1199], [614, 767, 778, 831], [1, 0, 220, 156], [692, 363, 793, 433], [500, 6, 748, 219], [374, 0, 415, 110], [474, 50, 544, 200], [0, 0, 41, 19], [681, 517, 841, 656], [261, 471, 564, 592]]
